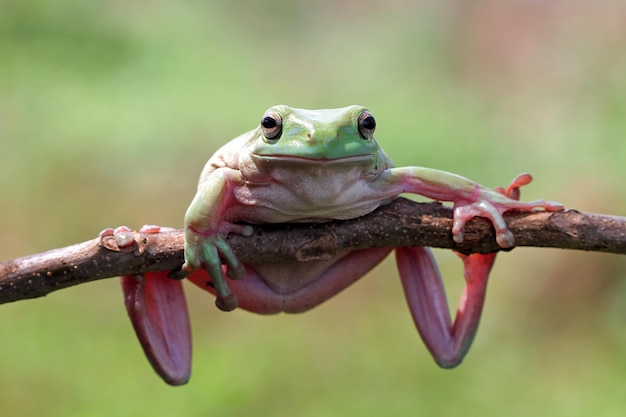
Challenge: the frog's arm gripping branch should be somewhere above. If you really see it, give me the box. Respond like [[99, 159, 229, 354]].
[[1, 198, 625, 305]]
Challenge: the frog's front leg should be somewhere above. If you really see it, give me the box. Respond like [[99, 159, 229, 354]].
[[174, 167, 253, 311], [381, 167, 563, 247]]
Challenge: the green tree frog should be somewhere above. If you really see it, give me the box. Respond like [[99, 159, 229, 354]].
[[121, 105, 563, 385]]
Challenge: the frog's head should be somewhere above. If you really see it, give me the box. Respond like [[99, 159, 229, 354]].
[[250, 105, 384, 166]]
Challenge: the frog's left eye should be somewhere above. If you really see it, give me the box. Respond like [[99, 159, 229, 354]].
[[261, 111, 283, 140], [358, 111, 376, 139]]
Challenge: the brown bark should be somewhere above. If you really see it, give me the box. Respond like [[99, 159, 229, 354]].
[[1, 198, 625, 305]]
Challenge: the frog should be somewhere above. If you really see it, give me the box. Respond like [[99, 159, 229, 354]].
[[121, 105, 563, 385]]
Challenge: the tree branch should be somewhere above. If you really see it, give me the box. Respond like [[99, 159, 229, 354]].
[[1, 198, 625, 305]]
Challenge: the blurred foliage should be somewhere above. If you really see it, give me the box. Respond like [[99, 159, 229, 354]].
[[1, 0, 626, 416]]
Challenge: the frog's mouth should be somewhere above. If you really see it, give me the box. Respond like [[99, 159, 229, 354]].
[[252, 153, 374, 164]]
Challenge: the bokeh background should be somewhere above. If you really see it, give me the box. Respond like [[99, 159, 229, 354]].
[[2, 0, 626, 416]]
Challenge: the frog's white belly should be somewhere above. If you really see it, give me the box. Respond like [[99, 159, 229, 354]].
[[229, 168, 396, 223]]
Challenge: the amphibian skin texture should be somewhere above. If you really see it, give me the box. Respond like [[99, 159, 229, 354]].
[[120, 105, 562, 385]]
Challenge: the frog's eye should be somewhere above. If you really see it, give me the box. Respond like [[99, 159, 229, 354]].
[[358, 111, 376, 139], [261, 111, 283, 140]]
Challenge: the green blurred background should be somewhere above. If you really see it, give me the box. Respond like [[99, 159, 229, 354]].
[[1, 0, 626, 416]]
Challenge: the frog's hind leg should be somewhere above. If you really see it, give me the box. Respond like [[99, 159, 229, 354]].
[[122, 271, 192, 385], [396, 247, 495, 368], [189, 248, 393, 314]]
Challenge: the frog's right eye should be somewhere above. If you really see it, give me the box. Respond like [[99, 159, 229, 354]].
[[261, 111, 282, 140], [357, 110, 376, 139]]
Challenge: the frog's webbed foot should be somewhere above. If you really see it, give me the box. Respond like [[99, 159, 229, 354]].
[[175, 221, 254, 312], [452, 173, 563, 248], [108, 225, 192, 386], [122, 271, 191, 385]]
